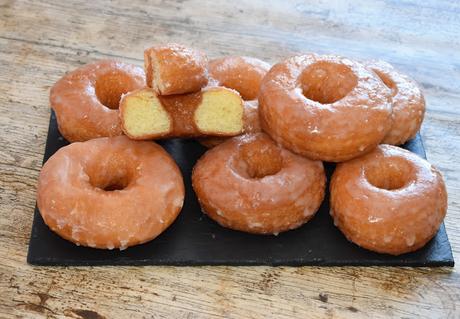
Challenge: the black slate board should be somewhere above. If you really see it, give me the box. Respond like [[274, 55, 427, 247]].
[[27, 112, 454, 266]]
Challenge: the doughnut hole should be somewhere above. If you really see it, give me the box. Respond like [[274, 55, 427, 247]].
[[86, 157, 135, 192], [365, 157, 415, 191], [95, 71, 140, 109], [372, 69, 398, 96], [238, 134, 283, 178], [300, 62, 358, 104]]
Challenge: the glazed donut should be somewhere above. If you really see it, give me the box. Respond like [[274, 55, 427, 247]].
[[365, 60, 426, 145], [144, 43, 208, 95], [200, 56, 270, 147], [50, 60, 145, 142], [120, 87, 243, 140], [192, 133, 326, 235], [37, 136, 185, 250], [330, 144, 447, 255], [259, 54, 393, 162]]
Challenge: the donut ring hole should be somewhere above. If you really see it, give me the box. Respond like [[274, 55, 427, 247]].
[[372, 69, 398, 96], [365, 158, 415, 191], [300, 62, 358, 104], [96, 177, 129, 192], [233, 135, 283, 179], [95, 71, 139, 109], [86, 158, 135, 192]]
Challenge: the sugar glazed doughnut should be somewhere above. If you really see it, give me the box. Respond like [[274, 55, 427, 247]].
[[365, 60, 426, 145], [199, 56, 270, 148], [50, 60, 145, 142], [259, 54, 393, 162], [120, 87, 243, 139], [37, 136, 185, 250], [330, 145, 447, 255], [192, 133, 326, 235], [144, 43, 208, 95]]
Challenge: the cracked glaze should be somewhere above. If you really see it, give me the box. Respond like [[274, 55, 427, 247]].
[[330, 144, 447, 255], [50, 60, 145, 142], [365, 60, 426, 145], [192, 133, 326, 234], [37, 136, 184, 250], [259, 54, 393, 162], [144, 43, 208, 95]]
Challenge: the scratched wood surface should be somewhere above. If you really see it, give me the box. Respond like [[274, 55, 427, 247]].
[[0, 0, 459, 318]]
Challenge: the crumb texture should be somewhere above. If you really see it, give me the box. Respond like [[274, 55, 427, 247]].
[[195, 89, 243, 134], [122, 89, 171, 138]]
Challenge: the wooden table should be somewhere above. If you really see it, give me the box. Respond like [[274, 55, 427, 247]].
[[1, 0, 459, 318]]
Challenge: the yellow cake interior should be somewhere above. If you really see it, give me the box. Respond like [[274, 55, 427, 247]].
[[121, 89, 171, 138], [194, 88, 243, 135]]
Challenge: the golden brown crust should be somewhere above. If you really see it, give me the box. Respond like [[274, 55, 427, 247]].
[[144, 43, 208, 95], [192, 133, 326, 235], [37, 136, 185, 250], [119, 87, 244, 140], [330, 145, 447, 255], [259, 54, 393, 162], [50, 60, 146, 142]]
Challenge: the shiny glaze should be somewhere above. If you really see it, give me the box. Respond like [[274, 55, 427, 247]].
[[259, 54, 393, 162], [330, 144, 447, 255], [37, 136, 185, 250], [365, 60, 426, 145], [192, 133, 326, 235], [158, 91, 203, 136], [144, 43, 208, 95], [50, 60, 145, 142]]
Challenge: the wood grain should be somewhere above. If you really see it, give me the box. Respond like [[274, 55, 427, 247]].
[[0, 0, 459, 318]]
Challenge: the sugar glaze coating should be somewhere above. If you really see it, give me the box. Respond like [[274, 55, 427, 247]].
[[330, 144, 447, 255], [259, 54, 393, 162], [192, 133, 326, 235], [144, 43, 208, 95], [365, 60, 426, 145], [50, 60, 145, 142], [37, 136, 185, 250]]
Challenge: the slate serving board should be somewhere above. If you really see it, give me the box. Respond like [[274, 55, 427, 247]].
[[27, 112, 454, 266]]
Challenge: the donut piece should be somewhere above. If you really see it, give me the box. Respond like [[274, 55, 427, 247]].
[[365, 60, 426, 145], [120, 87, 244, 140], [144, 43, 208, 95], [37, 136, 185, 250], [199, 56, 270, 147], [192, 133, 326, 235], [330, 145, 447, 255], [50, 60, 145, 142], [259, 54, 393, 162]]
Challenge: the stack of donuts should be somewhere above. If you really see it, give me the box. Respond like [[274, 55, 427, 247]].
[[37, 43, 447, 256]]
